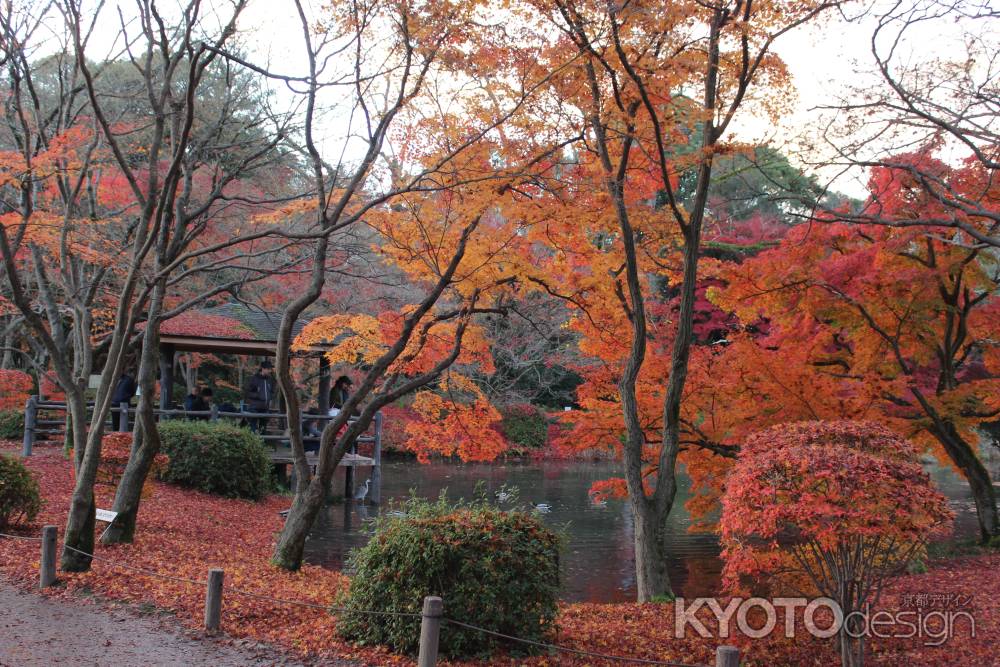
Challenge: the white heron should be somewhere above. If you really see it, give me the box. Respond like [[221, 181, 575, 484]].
[[353, 478, 371, 503]]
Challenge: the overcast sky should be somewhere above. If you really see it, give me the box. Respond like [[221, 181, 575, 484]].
[[73, 0, 986, 198]]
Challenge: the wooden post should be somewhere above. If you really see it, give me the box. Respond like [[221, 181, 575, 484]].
[[39, 525, 57, 588], [417, 595, 443, 667], [371, 411, 383, 504], [118, 402, 129, 432], [716, 645, 740, 667], [204, 568, 224, 632], [318, 355, 331, 414], [159, 343, 175, 410], [22, 395, 37, 457]]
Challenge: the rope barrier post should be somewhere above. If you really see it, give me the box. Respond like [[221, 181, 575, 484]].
[[23, 395, 37, 457], [118, 402, 129, 432], [417, 595, 443, 667], [39, 525, 57, 588], [716, 645, 739, 667], [204, 568, 224, 633]]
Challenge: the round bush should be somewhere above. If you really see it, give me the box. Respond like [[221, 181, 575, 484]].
[[0, 410, 24, 439], [499, 403, 549, 449], [156, 421, 270, 500], [0, 454, 42, 530], [336, 492, 561, 658]]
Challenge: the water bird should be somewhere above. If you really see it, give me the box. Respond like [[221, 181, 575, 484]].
[[353, 478, 371, 503], [532, 502, 552, 513]]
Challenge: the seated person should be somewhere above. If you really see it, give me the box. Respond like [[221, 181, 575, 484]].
[[328, 375, 360, 417], [183, 387, 213, 419]]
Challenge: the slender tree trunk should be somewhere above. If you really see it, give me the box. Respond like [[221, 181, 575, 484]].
[[103, 285, 166, 544], [272, 423, 361, 569], [61, 388, 99, 571], [934, 421, 999, 542], [271, 477, 327, 569], [632, 501, 671, 599]]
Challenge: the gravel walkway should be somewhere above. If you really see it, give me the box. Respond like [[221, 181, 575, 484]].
[[0, 582, 315, 666]]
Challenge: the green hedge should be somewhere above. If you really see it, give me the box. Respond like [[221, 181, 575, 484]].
[[336, 492, 561, 658], [499, 403, 549, 449], [156, 421, 270, 500], [0, 410, 24, 439], [0, 454, 42, 530]]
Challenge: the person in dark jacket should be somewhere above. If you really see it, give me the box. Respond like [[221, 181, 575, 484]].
[[183, 387, 213, 419], [328, 375, 354, 415], [110, 371, 138, 431], [243, 360, 276, 432]]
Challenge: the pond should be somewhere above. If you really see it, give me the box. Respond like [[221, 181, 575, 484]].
[[303, 451, 995, 603]]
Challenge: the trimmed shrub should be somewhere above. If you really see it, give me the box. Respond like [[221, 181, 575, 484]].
[[499, 403, 549, 449], [336, 492, 561, 658], [156, 421, 270, 500], [0, 410, 24, 439], [0, 454, 42, 530]]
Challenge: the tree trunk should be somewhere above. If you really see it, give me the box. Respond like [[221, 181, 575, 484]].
[[271, 478, 327, 569], [935, 421, 999, 542], [103, 282, 167, 544], [61, 389, 99, 571], [632, 500, 672, 600]]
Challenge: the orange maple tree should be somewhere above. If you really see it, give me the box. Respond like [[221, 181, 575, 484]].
[[711, 151, 1000, 542], [501, 0, 837, 600]]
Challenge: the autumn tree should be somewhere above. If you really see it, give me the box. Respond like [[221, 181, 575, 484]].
[[512, 0, 838, 601], [811, 0, 998, 247], [720, 421, 952, 667], [1, 0, 306, 567], [712, 153, 1000, 542], [209, 0, 581, 570]]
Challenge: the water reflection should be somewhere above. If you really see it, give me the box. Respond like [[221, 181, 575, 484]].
[[303, 451, 993, 603]]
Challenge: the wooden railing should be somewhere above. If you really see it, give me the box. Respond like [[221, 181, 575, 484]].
[[21, 396, 384, 504]]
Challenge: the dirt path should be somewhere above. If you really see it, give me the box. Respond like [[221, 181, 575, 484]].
[[0, 582, 318, 666]]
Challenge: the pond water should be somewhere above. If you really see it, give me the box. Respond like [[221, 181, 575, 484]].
[[303, 451, 996, 603]]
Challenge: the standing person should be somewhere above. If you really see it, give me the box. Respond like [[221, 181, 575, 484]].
[[243, 360, 276, 433], [110, 370, 138, 432]]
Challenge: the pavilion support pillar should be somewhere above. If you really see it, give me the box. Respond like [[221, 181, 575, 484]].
[[318, 356, 331, 414], [159, 343, 176, 410]]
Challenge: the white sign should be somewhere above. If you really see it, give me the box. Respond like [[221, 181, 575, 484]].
[[95, 509, 118, 523]]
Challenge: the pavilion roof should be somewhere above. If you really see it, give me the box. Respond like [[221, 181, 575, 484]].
[[159, 303, 317, 356]]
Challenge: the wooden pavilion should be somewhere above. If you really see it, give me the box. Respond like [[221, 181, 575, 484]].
[[22, 302, 381, 502]]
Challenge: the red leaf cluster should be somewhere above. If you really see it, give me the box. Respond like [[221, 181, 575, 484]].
[[0, 369, 32, 410]]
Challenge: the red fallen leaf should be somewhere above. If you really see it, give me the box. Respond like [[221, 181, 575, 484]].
[[0, 441, 996, 666]]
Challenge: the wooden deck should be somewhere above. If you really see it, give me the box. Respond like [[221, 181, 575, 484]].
[[268, 448, 374, 467], [22, 398, 385, 503]]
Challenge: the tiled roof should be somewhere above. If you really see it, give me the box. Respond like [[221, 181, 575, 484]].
[[162, 303, 309, 342]]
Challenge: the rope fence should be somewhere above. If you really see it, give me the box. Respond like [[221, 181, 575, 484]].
[[1, 527, 740, 666]]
